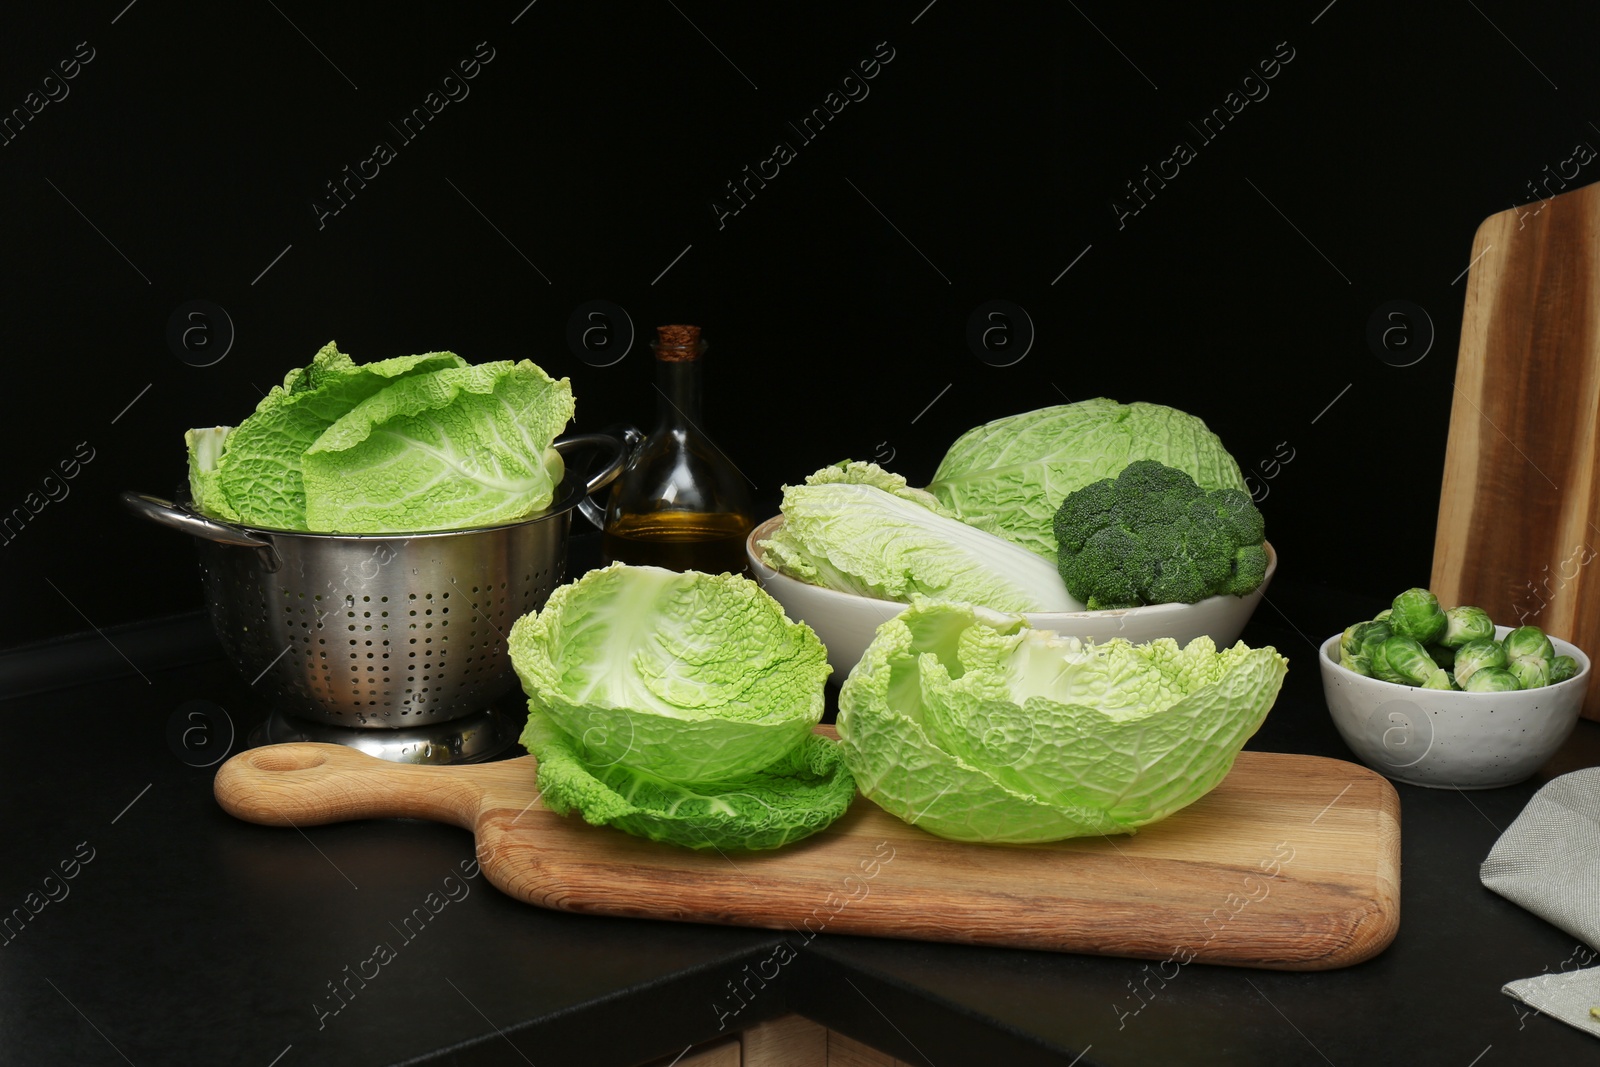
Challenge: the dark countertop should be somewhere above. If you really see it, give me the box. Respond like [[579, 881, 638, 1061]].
[[5, 557, 1599, 1067]]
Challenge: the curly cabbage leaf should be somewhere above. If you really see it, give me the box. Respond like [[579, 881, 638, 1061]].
[[511, 565, 853, 851], [203, 342, 468, 529], [301, 359, 572, 532], [836, 599, 1287, 843], [183, 343, 575, 533], [522, 712, 856, 852], [760, 461, 1080, 612], [185, 426, 238, 523], [927, 399, 1248, 559], [510, 564, 829, 782]]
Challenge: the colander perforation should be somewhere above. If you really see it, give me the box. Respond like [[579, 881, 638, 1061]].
[[198, 511, 571, 726]]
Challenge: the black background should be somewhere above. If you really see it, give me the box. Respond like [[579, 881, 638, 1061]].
[[2, 0, 1595, 651]]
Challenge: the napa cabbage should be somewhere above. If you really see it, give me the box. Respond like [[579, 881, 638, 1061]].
[[759, 461, 1080, 612]]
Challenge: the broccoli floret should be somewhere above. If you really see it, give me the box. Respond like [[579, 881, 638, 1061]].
[[1076, 525, 1153, 609], [1051, 477, 1120, 553], [1206, 487, 1266, 546], [1052, 459, 1268, 608], [1227, 543, 1269, 596]]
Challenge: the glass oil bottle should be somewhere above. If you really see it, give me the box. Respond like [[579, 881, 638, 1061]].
[[600, 324, 755, 576]]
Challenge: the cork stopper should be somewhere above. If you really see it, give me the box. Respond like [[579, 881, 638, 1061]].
[[653, 324, 703, 361]]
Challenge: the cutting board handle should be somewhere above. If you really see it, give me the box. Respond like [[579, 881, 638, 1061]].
[[214, 743, 500, 830]]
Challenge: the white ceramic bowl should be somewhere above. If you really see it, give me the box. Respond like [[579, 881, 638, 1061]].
[[745, 515, 1276, 679], [1319, 626, 1590, 789]]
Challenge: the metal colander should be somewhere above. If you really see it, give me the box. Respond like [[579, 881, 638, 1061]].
[[124, 433, 624, 728]]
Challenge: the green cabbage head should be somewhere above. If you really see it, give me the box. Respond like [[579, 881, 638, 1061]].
[[837, 599, 1288, 843], [510, 564, 855, 850], [927, 398, 1248, 559]]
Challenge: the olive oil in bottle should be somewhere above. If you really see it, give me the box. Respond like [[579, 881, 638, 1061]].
[[600, 325, 755, 576]]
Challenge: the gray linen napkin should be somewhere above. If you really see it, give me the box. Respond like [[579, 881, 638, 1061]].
[[1481, 767, 1600, 1038], [1502, 965, 1600, 1038]]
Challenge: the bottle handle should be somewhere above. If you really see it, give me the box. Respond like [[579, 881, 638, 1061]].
[[575, 424, 643, 531]]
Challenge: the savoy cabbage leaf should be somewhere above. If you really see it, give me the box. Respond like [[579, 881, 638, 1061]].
[[300, 358, 572, 532], [510, 564, 853, 851], [837, 599, 1287, 843], [927, 399, 1248, 559], [522, 712, 856, 852], [197, 342, 467, 529]]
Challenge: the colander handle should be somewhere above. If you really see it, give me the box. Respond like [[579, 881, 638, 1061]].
[[121, 491, 274, 548], [554, 429, 635, 531]]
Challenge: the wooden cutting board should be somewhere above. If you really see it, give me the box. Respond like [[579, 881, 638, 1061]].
[[214, 738, 1400, 971], [1432, 178, 1600, 719]]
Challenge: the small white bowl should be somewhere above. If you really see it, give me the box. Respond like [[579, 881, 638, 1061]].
[[1319, 626, 1590, 789], [745, 515, 1276, 678]]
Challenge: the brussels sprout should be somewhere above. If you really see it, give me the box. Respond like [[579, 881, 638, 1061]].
[[1510, 656, 1550, 690], [1463, 666, 1522, 693], [1341, 620, 1391, 676], [1375, 634, 1440, 687], [1503, 625, 1555, 666], [1360, 619, 1393, 649], [1452, 637, 1507, 687], [1365, 630, 1395, 679], [1423, 667, 1455, 690], [1340, 602, 1579, 691], [1439, 605, 1495, 648], [1340, 622, 1369, 669], [1390, 588, 1447, 645]]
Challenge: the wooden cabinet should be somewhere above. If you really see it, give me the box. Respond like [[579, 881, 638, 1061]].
[[643, 1015, 916, 1067]]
